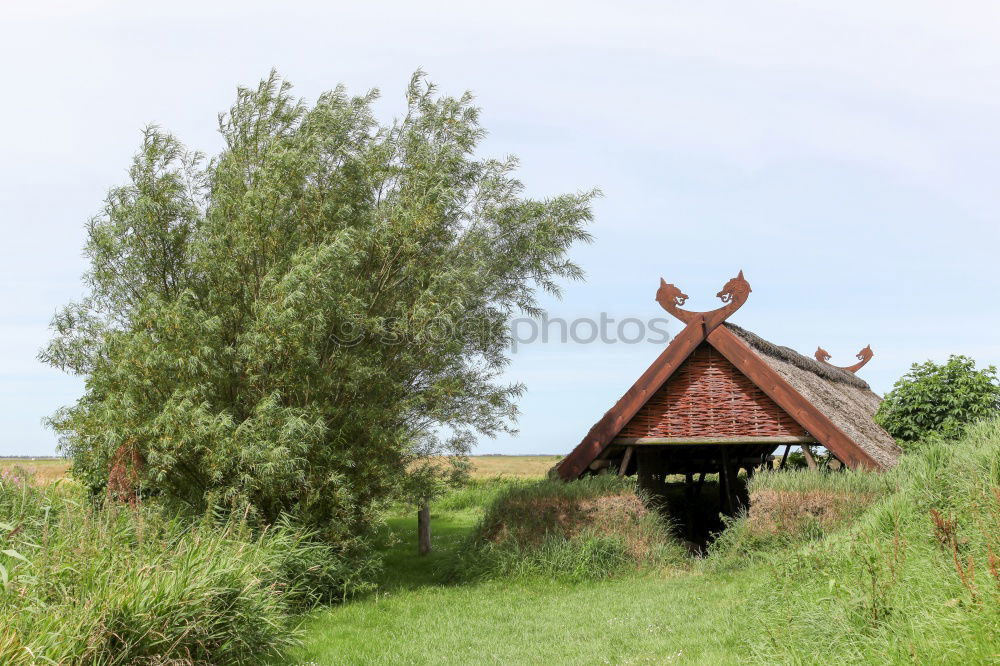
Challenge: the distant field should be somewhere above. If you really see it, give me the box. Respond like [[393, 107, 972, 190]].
[[0, 458, 70, 485], [468, 455, 560, 479], [0, 456, 556, 485]]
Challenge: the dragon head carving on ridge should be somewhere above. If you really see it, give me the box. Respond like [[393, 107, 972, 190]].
[[655, 270, 751, 327], [656, 279, 689, 310], [716, 270, 751, 304]]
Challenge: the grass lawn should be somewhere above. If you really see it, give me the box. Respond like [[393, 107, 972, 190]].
[[288, 503, 759, 665]]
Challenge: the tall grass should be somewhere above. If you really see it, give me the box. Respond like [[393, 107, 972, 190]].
[[433, 478, 528, 513], [709, 463, 898, 558], [747, 466, 896, 495], [0, 480, 376, 665], [454, 476, 686, 582], [720, 419, 1000, 662]]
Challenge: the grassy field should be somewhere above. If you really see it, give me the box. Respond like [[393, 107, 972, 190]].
[[467, 455, 561, 479], [0, 458, 70, 484], [0, 456, 554, 485]]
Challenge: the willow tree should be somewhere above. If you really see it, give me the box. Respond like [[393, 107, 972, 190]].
[[41, 72, 595, 540]]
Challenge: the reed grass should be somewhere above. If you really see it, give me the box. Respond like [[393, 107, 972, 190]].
[[0, 480, 374, 665]]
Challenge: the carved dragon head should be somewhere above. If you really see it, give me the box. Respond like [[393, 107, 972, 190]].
[[716, 270, 751, 304], [656, 278, 689, 308], [815, 343, 874, 373]]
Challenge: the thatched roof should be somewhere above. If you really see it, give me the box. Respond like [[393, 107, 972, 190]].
[[725, 323, 901, 469]]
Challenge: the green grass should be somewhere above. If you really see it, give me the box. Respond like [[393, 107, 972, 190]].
[[289, 510, 757, 665], [291, 420, 1000, 665], [11, 428, 994, 663], [376, 508, 482, 591], [727, 420, 1000, 663], [746, 465, 896, 495]]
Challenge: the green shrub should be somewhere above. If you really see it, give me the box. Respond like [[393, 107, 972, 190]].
[[876, 355, 1000, 443], [0, 481, 376, 664], [454, 476, 686, 582]]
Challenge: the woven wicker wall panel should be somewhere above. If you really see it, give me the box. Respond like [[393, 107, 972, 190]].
[[619, 343, 809, 439]]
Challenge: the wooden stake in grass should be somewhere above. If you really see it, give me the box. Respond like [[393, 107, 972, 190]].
[[418, 501, 431, 556]]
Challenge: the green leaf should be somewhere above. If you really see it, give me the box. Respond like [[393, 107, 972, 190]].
[[1, 549, 29, 564]]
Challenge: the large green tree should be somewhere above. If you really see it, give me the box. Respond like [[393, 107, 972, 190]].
[[41, 72, 595, 539]]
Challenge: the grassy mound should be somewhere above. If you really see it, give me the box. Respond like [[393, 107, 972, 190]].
[[456, 476, 686, 582], [0, 480, 376, 665], [716, 419, 1000, 662], [714, 466, 897, 553]]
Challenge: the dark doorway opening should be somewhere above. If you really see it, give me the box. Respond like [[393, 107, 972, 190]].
[[640, 475, 748, 552], [626, 446, 768, 553]]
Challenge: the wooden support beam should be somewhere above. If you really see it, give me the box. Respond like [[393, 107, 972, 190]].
[[801, 444, 818, 471], [720, 447, 733, 515], [684, 471, 696, 541], [779, 444, 792, 470], [618, 446, 634, 478], [613, 436, 816, 446]]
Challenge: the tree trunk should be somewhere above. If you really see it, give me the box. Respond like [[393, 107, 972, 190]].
[[418, 501, 431, 556]]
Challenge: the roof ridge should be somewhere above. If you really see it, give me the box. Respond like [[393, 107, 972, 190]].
[[723, 322, 871, 390]]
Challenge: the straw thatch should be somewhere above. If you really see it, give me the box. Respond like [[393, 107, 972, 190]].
[[725, 323, 901, 468]]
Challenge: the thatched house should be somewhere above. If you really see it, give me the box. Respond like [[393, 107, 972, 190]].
[[556, 272, 900, 514]]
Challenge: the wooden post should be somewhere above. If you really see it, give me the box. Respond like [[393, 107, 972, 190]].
[[779, 444, 792, 470], [418, 501, 431, 556], [720, 447, 733, 515], [618, 446, 634, 477], [684, 470, 695, 541], [801, 445, 818, 471], [695, 470, 706, 496]]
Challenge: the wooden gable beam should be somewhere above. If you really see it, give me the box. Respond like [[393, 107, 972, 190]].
[[556, 316, 709, 480], [706, 326, 881, 470]]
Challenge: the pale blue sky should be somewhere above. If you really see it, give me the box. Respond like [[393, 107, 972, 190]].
[[3, 1, 1000, 456]]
